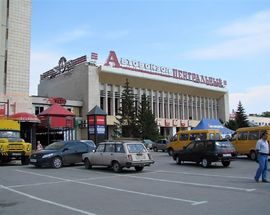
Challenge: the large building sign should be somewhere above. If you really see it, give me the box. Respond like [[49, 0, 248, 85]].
[[104, 51, 227, 88], [41, 55, 87, 80]]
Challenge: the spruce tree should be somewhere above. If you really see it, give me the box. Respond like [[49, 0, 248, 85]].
[[114, 79, 137, 138], [235, 101, 249, 128], [137, 94, 159, 140]]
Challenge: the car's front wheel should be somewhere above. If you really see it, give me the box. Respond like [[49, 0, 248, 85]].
[[222, 161, 230, 167], [112, 161, 122, 173], [202, 158, 211, 168], [135, 166, 144, 172], [52, 157, 62, 168], [84, 158, 92, 169]]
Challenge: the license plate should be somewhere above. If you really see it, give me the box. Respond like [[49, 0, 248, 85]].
[[136, 155, 146, 160], [30, 159, 37, 163], [12, 153, 21, 156], [223, 154, 231, 157]]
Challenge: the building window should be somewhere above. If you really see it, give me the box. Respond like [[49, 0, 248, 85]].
[[35, 106, 44, 115]]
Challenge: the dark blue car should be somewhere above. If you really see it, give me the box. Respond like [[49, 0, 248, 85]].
[[30, 140, 96, 168]]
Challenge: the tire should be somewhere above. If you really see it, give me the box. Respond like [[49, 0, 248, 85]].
[[52, 157, 62, 168], [153, 147, 158, 152], [202, 158, 210, 168], [222, 161, 230, 167], [84, 158, 92, 169], [176, 156, 182, 165], [112, 161, 122, 173], [135, 166, 144, 172], [168, 148, 174, 156], [250, 150, 257, 161], [21, 156, 29, 165]]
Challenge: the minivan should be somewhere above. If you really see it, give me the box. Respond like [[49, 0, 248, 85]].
[[231, 126, 270, 160], [166, 129, 222, 156]]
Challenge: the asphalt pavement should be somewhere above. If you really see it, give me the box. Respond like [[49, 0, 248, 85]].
[[0, 153, 269, 215]]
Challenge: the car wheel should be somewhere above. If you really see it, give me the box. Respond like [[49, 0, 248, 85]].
[[84, 158, 92, 169], [250, 150, 257, 161], [153, 147, 158, 152], [176, 156, 182, 165], [112, 161, 122, 173], [21, 156, 29, 165], [168, 148, 174, 156], [222, 161, 230, 167], [135, 166, 144, 172], [52, 157, 62, 168], [202, 158, 210, 168]]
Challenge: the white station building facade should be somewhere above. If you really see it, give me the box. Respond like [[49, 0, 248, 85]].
[[37, 51, 229, 140]]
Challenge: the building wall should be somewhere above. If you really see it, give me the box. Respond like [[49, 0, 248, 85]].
[[38, 61, 229, 139], [248, 116, 270, 126], [0, 0, 32, 113]]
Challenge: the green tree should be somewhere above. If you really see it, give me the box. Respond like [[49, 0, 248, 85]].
[[225, 119, 237, 131], [137, 94, 160, 140], [235, 101, 249, 128], [261, 111, 270, 117], [114, 79, 138, 138]]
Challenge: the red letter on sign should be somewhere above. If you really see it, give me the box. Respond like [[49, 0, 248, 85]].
[[104, 51, 120, 67]]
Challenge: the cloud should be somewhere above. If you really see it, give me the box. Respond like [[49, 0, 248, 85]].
[[229, 85, 270, 114], [51, 26, 93, 44], [186, 10, 270, 60]]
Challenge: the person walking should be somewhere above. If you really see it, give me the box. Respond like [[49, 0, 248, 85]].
[[254, 132, 269, 182]]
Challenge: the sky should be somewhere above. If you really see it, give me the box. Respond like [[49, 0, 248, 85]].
[[30, 0, 270, 115]]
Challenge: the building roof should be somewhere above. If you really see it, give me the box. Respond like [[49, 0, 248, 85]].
[[38, 103, 75, 116], [10, 112, 40, 123], [87, 105, 107, 115]]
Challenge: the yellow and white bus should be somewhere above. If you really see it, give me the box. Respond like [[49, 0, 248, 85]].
[[231, 126, 270, 160], [166, 129, 222, 156]]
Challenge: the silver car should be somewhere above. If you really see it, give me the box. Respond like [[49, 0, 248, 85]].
[[82, 141, 154, 172]]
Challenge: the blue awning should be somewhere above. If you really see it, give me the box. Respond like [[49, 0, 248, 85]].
[[192, 118, 235, 135]]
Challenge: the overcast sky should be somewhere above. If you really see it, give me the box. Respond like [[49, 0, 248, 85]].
[[30, 0, 270, 115]]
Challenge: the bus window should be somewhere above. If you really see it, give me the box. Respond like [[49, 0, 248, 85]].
[[200, 133, 207, 140], [248, 131, 259, 140], [238, 132, 248, 140], [180, 133, 188, 141], [190, 133, 200, 140]]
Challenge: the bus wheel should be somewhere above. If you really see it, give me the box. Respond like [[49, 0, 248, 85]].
[[250, 151, 257, 161]]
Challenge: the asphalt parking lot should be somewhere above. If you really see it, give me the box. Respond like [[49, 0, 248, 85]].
[[1, 152, 270, 215]]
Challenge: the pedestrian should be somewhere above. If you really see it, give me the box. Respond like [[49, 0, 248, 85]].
[[37, 140, 43, 151], [254, 131, 269, 182]]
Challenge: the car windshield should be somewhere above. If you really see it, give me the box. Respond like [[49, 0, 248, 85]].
[[0, 131, 20, 138], [45, 142, 65, 150], [215, 141, 234, 150], [127, 144, 147, 153], [143, 139, 153, 144]]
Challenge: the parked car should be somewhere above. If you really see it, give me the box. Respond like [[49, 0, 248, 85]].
[[172, 139, 237, 168], [152, 139, 169, 152], [30, 140, 96, 168], [141, 139, 154, 149], [82, 141, 155, 172]]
